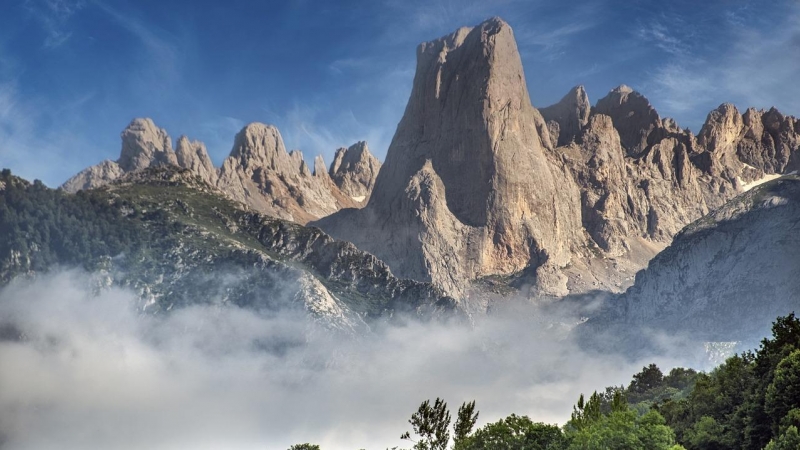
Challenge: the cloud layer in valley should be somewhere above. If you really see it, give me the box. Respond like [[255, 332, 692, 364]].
[[0, 271, 711, 450]]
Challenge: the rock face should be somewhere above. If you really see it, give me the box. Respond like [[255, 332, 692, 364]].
[[314, 18, 585, 297], [583, 175, 800, 344], [593, 85, 662, 157], [62, 118, 178, 192], [175, 136, 217, 185], [117, 118, 178, 171], [540, 85, 590, 147], [61, 159, 125, 192], [706, 106, 800, 175], [216, 123, 360, 223], [315, 18, 800, 299], [62, 119, 378, 225], [329, 141, 381, 202], [540, 84, 800, 294]]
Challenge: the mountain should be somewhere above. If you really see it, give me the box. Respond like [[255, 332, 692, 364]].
[[314, 17, 799, 300], [314, 17, 585, 298], [49, 16, 800, 327], [328, 141, 381, 202], [2, 167, 454, 330], [62, 118, 382, 224], [580, 175, 800, 345]]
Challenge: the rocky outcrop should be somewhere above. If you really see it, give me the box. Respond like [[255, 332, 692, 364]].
[[551, 89, 768, 294], [314, 19, 800, 299], [329, 141, 381, 202], [583, 175, 800, 344], [215, 123, 361, 223], [314, 17, 585, 297], [736, 107, 800, 174], [557, 115, 630, 255], [175, 136, 217, 185], [62, 118, 177, 191], [61, 159, 124, 192], [593, 85, 662, 157], [117, 118, 177, 171], [62, 119, 379, 224], [540, 85, 590, 147]]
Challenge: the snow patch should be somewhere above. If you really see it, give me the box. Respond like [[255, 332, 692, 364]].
[[741, 173, 783, 192]]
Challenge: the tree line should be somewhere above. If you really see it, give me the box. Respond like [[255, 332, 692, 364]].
[[290, 313, 800, 450]]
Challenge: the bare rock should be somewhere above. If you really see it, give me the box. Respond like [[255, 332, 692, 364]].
[[314, 17, 584, 297], [559, 114, 629, 255], [61, 160, 124, 193], [175, 136, 217, 185], [118, 118, 177, 172], [62, 118, 177, 193], [736, 107, 800, 174], [594, 85, 662, 156], [585, 176, 800, 344], [540, 85, 590, 146], [328, 141, 381, 201], [216, 123, 359, 223]]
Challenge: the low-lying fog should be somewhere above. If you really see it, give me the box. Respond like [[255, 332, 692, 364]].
[[1, 271, 709, 450]]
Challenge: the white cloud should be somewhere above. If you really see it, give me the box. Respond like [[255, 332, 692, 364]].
[[23, 0, 85, 48], [644, 3, 800, 128], [0, 271, 704, 450]]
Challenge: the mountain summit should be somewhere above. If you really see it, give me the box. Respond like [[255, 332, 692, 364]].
[[314, 17, 584, 297], [315, 17, 800, 299], [62, 119, 382, 224]]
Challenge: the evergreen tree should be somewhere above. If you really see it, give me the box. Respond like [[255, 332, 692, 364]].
[[402, 398, 451, 450]]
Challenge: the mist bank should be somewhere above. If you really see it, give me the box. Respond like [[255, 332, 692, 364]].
[[0, 271, 739, 450]]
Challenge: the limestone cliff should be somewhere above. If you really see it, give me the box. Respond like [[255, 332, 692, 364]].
[[314, 17, 585, 297], [329, 141, 381, 202], [62, 119, 377, 224], [540, 85, 590, 147], [216, 123, 360, 223], [582, 175, 800, 344], [593, 85, 662, 157], [175, 135, 217, 185]]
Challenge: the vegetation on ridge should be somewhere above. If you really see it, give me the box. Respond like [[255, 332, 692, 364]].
[[288, 314, 800, 450]]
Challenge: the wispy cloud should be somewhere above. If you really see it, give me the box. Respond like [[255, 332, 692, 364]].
[[23, 0, 85, 48], [636, 20, 692, 58], [643, 3, 800, 129], [516, 19, 597, 61], [91, 1, 182, 89], [328, 57, 373, 76], [0, 79, 99, 185]]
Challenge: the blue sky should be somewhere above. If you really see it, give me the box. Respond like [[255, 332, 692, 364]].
[[1, 0, 799, 186]]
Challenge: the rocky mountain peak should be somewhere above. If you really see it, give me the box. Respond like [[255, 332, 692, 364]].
[[329, 141, 381, 200], [315, 17, 584, 296], [228, 122, 289, 172], [613, 84, 634, 95], [734, 106, 800, 174], [62, 116, 378, 224], [313, 155, 329, 178], [175, 135, 217, 185], [594, 85, 662, 156], [699, 103, 742, 145], [540, 85, 591, 146], [118, 118, 177, 172]]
